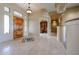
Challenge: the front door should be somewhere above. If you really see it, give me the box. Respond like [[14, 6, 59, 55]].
[[13, 16, 24, 39]]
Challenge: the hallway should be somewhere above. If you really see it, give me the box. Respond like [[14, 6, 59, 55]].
[[0, 35, 65, 55]]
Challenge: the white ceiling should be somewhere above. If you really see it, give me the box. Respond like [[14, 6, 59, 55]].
[[16, 3, 79, 13]]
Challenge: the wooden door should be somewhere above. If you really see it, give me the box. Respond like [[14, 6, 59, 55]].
[[13, 16, 24, 39]]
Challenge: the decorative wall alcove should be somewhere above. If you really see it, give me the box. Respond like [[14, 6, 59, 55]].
[[40, 21, 47, 33]]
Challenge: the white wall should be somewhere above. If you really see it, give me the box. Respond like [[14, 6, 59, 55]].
[[63, 6, 79, 54], [0, 5, 4, 42], [0, 3, 27, 43], [29, 14, 40, 36], [65, 20, 79, 54]]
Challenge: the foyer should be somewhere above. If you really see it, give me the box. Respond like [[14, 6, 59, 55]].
[[0, 3, 79, 55]]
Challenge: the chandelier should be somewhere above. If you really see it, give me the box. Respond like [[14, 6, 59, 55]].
[[23, 3, 33, 42], [55, 3, 66, 14], [26, 3, 32, 14]]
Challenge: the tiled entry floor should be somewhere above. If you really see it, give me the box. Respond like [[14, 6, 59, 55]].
[[0, 36, 66, 55]]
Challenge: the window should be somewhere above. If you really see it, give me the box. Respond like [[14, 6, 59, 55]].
[[4, 15, 9, 34], [4, 7, 10, 12], [14, 11, 22, 17]]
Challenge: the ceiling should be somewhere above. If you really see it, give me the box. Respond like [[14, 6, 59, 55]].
[[16, 3, 79, 13]]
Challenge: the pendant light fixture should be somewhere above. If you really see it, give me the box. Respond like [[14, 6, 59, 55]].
[[55, 3, 66, 14], [26, 3, 32, 14]]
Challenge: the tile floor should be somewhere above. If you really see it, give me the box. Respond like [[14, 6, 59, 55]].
[[0, 35, 66, 55]]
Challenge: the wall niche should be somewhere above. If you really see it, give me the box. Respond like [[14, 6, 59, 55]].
[[40, 21, 47, 33]]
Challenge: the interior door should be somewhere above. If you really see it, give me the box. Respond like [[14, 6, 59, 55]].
[[13, 16, 24, 39]]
